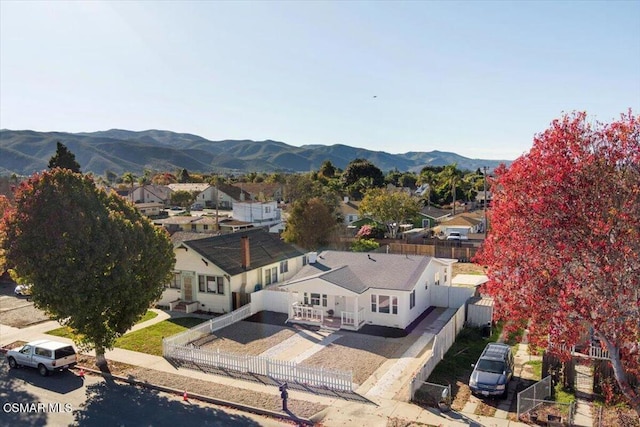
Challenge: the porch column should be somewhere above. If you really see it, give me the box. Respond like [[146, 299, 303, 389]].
[[353, 297, 358, 326]]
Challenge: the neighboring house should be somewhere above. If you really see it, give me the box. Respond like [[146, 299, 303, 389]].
[[135, 202, 165, 218], [419, 206, 452, 228], [339, 198, 361, 225], [439, 214, 483, 236], [158, 229, 306, 313], [167, 183, 251, 210], [131, 185, 171, 205], [231, 182, 284, 202], [154, 215, 225, 234], [233, 201, 281, 227], [279, 251, 456, 331]]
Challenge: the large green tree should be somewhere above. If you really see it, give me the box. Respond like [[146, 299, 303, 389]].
[[359, 188, 420, 239], [1, 169, 175, 366], [48, 141, 81, 173], [282, 197, 338, 250], [342, 158, 385, 198]]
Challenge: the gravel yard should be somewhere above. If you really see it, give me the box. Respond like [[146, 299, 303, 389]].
[[197, 321, 297, 355], [0, 298, 51, 327], [300, 332, 416, 385]]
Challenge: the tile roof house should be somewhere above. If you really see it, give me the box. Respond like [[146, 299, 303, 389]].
[[158, 229, 305, 313], [279, 251, 456, 331]]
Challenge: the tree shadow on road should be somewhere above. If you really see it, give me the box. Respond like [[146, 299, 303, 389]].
[[0, 363, 50, 427], [73, 380, 263, 426]]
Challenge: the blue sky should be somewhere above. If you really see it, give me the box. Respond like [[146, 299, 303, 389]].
[[1, 1, 639, 160]]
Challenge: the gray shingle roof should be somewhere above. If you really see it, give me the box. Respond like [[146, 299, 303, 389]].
[[182, 229, 303, 276], [285, 251, 432, 294]]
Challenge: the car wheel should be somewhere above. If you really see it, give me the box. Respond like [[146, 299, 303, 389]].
[[38, 364, 49, 377], [8, 357, 18, 369]]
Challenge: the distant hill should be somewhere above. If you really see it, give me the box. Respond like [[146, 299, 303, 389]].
[[0, 129, 511, 176]]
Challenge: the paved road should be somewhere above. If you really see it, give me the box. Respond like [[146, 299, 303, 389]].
[[0, 362, 290, 427]]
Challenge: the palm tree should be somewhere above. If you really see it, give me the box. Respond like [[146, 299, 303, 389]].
[[122, 172, 136, 202], [440, 164, 462, 215]]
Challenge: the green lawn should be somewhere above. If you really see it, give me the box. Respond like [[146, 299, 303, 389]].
[[114, 317, 205, 356], [427, 324, 503, 386], [46, 310, 159, 340], [525, 360, 543, 380]]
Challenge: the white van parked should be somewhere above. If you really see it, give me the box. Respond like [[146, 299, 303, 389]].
[[7, 339, 77, 376]]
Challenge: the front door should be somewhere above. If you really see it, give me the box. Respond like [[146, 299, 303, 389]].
[[335, 296, 346, 317], [183, 275, 193, 301]]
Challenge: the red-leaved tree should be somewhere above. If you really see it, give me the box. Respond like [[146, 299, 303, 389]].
[[476, 111, 639, 413]]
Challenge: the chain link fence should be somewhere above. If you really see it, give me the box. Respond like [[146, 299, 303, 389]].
[[517, 375, 575, 425]]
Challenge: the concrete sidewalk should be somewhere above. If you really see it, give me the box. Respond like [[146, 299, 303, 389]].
[[1, 309, 532, 426]]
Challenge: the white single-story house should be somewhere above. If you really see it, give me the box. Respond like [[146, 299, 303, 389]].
[[135, 202, 165, 217], [279, 251, 456, 331], [437, 214, 483, 236], [131, 184, 172, 205], [158, 229, 306, 314], [340, 198, 361, 225], [233, 201, 281, 227]]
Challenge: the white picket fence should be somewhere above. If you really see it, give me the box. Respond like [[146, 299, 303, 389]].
[[409, 304, 466, 400], [165, 344, 353, 391], [162, 291, 354, 392], [163, 304, 255, 348]]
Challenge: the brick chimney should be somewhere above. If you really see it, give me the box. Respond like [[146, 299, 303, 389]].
[[241, 236, 250, 269]]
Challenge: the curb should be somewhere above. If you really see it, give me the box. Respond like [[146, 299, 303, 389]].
[[73, 365, 315, 426]]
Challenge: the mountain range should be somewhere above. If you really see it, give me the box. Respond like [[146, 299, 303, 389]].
[[0, 129, 511, 177]]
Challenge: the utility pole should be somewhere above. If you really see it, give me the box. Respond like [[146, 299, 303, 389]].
[[215, 175, 220, 231]]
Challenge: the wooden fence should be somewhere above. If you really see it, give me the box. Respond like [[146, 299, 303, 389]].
[[385, 242, 479, 261]]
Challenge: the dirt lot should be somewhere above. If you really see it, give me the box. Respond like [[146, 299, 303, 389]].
[[301, 332, 416, 385], [197, 321, 297, 355], [0, 281, 51, 328]]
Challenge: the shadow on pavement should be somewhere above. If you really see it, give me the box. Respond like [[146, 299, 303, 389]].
[[0, 363, 48, 427], [73, 379, 263, 426], [4, 364, 84, 394]]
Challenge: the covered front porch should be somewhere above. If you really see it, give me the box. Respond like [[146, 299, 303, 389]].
[[289, 299, 365, 331]]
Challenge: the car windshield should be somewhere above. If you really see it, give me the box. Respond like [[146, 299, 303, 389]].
[[476, 359, 505, 374]]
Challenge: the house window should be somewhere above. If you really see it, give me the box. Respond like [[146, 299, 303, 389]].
[[444, 268, 448, 284], [280, 260, 288, 274], [392, 296, 398, 314], [410, 290, 416, 309], [371, 294, 377, 312], [169, 272, 181, 289], [203, 224, 209, 230], [191, 224, 197, 231], [265, 206, 271, 213], [322, 294, 327, 307], [310, 293, 322, 306], [435, 272, 441, 286], [198, 275, 224, 294], [303, 292, 309, 305], [303, 255, 308, 266], [379, 296, 390, 314], [265, 269, 272, 285]]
